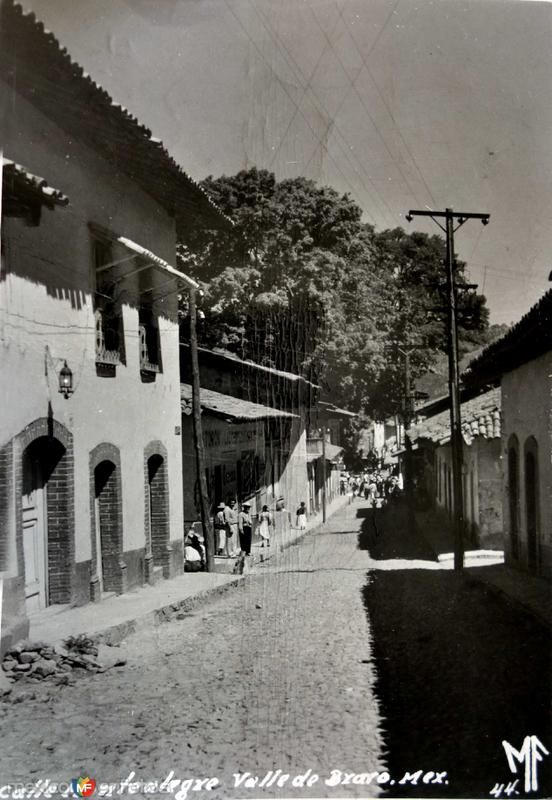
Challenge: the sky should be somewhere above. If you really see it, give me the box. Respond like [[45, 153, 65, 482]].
[[19, 0, 552, 325]]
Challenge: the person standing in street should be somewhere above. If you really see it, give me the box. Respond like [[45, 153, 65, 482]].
[[368, 476, 378, 507], [296, 501, 308, 530], [214, 502, 227, 556], [238, 501, 253, 556], [224, 498, 239, 557], [258, 505, 272, 547]]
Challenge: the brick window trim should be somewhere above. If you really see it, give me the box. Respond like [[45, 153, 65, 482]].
[[12, 417, 75, 605], [89, 442, 124, 590], [144, 440, 170, 574]]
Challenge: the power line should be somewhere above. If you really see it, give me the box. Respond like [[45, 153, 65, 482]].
[[268, 11, 340, 171], [255, 0, 397, 225], [309, 2, 425, 209], [334, 0, 437, 208], [222, 0, 382, 221], [242, 0, 398, 226]]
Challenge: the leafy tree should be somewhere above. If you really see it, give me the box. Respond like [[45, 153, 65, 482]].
[[178, 168, 490, 421], [367, 228, 490, 417]]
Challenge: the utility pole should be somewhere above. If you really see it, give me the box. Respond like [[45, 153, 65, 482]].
[[321, 429, 327, 523], [189, 288, 215, 572], [405, 208, 490, 570]]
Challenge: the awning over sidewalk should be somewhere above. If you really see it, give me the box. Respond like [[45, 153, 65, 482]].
[[88, 224, 199, 294], [314, 401, 357, 419], [117, 236, 199, 290], [181, 384, 297, 422]]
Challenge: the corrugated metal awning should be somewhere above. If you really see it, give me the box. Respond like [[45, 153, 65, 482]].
[[117, 236, 199, 290]]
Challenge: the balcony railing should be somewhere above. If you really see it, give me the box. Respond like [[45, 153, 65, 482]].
[[139, 324, 160, 373], [95, 310, 121, 365]]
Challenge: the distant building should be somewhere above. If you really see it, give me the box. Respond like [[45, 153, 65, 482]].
[[465, 290, 552, 578], [408, 388, 502, 550], [361, 418, 404, 469], [180, 346, 317, 524], [0, 2, 230, 652], [307, 402, 356, 511]]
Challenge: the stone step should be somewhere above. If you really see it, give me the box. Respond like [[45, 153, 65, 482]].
[[213, 557, 236, 574], [151, 565, 165, 584]]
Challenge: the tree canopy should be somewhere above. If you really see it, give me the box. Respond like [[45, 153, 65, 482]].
[[178, 167, 490, 421]]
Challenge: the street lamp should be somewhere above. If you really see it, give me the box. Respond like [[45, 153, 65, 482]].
[[58, 360, 74, 399]]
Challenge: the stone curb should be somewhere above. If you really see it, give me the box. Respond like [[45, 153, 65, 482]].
[[51, 577, 245, 649], [414, 511, 551, 633]]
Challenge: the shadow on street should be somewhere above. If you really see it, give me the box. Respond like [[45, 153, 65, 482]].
[[359, 501, 552, 799]]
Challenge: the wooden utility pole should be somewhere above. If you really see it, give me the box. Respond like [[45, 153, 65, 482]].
[[189, 288, 215, 572], [405, 207, 490, 570], [321, 429, 327, 523], [403, 349, 414, 526]]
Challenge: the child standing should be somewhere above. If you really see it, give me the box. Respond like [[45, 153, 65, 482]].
[[296, 501, 308, 530], [258, 505, 272, 547]]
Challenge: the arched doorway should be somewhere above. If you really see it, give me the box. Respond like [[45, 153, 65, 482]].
[[22, 436, 66, 611], [147, 453, 169, 575], [524, 440, 539, 573], [94, 459, 122, 593]]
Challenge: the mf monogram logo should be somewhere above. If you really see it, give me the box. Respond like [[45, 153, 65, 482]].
[[502, 735, 549, 793]]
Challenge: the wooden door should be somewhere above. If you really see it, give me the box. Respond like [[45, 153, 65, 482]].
[[22, 457, 47, 611], [94, 495, 104, 591]]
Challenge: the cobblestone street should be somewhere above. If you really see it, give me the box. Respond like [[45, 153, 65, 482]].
[[1, 500, 550, 800], [0, 502, 385, 799]]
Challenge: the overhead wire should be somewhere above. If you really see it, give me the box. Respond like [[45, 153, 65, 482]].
[[334, 0, 437, 208], [308, 1, 425, 209], [222, 0, 385, 224], [267, 11, 341, 171], [254, 0, 401, 226], [237, 0, 398, 226]]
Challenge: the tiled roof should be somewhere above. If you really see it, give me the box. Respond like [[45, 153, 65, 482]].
[[3, 158, 69, 208], [464, 290, 552, 384], [0, 2, 232, 232], [181, 384, 297, 422], [409, 387, 501, 447]]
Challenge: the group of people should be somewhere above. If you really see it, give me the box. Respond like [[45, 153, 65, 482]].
[[185, 499, 272, 570], [184, 497, 311, 570], [213, 499, 274, 558], [339, 471, 402, 506]]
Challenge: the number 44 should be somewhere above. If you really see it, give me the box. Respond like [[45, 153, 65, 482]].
[[490, 779, 519, 797]]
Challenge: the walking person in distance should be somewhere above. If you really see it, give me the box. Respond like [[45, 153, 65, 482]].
[[296, 501, 308, 530], [258, 505, 272, 548]]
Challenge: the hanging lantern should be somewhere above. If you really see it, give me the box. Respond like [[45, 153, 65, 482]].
[[58, 360, 74, 398]]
